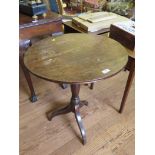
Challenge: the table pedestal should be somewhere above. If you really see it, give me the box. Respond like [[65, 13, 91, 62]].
[[47, 84, 88, 145]]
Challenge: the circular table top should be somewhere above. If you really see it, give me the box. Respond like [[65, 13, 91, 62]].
[[24, 33, 128, 84]]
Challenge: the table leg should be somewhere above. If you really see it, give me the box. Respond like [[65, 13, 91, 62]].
[[19, 40, 37, 102], [119, 58, 135, 113], [19, 39, 37, 102], [47, 84, 87, 144], [19, 54, 37, 103], [71, 84, 87, 145], [90, 83, 94, 89], [59, 83, 68, 89], [47, 104, 72, 121]]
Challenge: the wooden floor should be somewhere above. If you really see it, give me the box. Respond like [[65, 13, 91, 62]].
[[19, 67, 135, 155]]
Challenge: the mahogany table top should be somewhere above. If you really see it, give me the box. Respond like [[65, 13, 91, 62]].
[[24, 33, 128, 84]]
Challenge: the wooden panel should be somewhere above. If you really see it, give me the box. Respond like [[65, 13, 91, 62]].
[[110, 24, 135, 51], [20, 21, 63, 40]]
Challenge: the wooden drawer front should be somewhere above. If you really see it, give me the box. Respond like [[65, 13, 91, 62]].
[[109, 24, 135, 51], [20, 21, 63, 40]]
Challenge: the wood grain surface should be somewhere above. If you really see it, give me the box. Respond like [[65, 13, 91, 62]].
[[19, 66, 135, 155], [24, 33, 128, 84], [19, 12, 63, 40]]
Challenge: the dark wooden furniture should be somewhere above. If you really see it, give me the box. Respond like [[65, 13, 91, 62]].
[[64, 20, 135, 113], [19, 11, 63, 102], [89, 24, 135, 113], [24, 33, 128, 144], [109, 24, 135, 113], [119, 55, 134, 113], [109, 24, 135, 51]]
